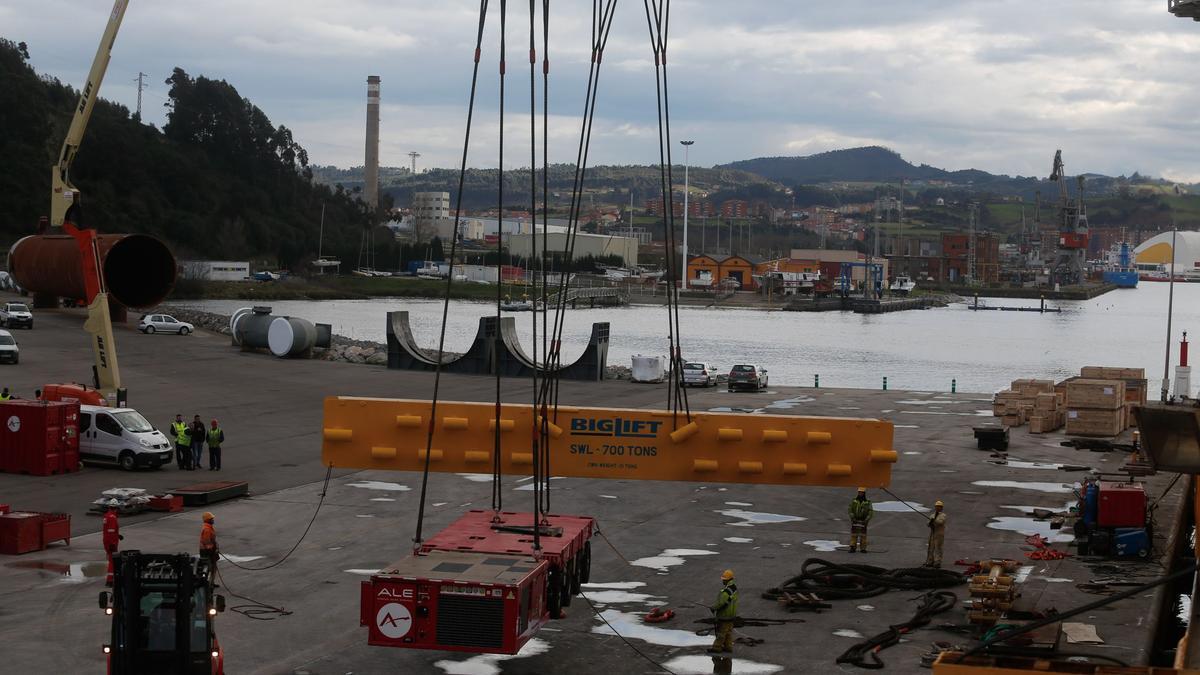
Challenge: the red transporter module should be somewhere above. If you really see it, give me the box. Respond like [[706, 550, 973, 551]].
[[361, 549, 549, 654], [419, 510, 595, 615]]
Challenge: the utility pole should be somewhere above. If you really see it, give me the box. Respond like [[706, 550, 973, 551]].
[[133, 71, 147, 122], [408, 151, 421, 174], [968, 202, 978, 285], [680, 140, 694, 289]]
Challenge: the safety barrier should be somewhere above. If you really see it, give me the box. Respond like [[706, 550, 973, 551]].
[[322, 397, 896, 487]]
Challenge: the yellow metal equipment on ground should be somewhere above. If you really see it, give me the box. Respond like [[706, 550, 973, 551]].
[[322, 397, 897, 486]]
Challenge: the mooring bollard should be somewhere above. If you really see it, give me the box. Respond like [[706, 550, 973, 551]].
[[883, 376, 888, 391], [952, 378, 957, 393], [814, 374, 820, 388]]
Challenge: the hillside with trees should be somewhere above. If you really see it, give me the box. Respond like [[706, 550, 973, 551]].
[[0, 38, 380, 270]]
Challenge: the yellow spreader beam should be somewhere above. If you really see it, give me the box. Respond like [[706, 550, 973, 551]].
[[322, 397, 897, 487]]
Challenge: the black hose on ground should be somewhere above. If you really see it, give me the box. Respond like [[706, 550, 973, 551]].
[[836, 590, 958, 669], [761, 558, 965, 602]]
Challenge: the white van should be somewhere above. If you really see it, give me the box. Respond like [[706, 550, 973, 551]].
[[79, 405, 175, 470]]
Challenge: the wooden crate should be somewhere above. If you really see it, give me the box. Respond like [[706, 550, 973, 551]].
[[1126, 402, 1138, 429], [1012, 379, 1054, 397], [1034, 392, 1058, 412], [1081, 366, 1146, 380], [1065, 408, 1123, 437], [1065, 379, 1126, 410]]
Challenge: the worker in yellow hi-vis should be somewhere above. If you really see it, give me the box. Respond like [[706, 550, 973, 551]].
[[707, 569, 738, 654], [848, 487, 873, 553], [925, 500, 947, 568]]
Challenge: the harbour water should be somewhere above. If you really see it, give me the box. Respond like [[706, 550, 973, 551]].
[[179, 281, 1198, 393]]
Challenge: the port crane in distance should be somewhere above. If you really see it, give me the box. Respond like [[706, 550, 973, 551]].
[[323, 396, 897, 655], [1048, 150, 1089, 288]]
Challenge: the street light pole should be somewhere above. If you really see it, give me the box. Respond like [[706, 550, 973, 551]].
[[681, 140, 694, 289]]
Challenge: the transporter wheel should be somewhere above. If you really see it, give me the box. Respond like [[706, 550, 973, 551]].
[[560, 561, 574, 607], [569, 557, 583, 596], [547, 568, 563, 618], [579, 541, 592, 584]]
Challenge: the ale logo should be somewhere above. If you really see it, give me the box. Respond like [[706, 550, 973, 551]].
[[7, 416, 19, 433], [376, 602, 413, 639]]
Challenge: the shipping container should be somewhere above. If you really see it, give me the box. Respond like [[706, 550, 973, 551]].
[[0, 511, 71, 554], [0, 400, 80, 476]]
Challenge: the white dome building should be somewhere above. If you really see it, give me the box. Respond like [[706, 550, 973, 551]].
[[1133, 231, 1200, 274]]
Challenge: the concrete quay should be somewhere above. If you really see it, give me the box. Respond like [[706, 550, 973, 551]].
[[0, 299, 1187, 674]]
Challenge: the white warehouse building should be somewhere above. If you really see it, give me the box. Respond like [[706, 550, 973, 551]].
[[506, 231, 637, 267], [180, 260, 251, 281]]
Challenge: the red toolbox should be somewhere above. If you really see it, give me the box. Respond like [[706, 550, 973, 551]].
[[1098, 481, 1147, 528], [147, 495, 184, 512], [0, 511, 71, 554], [0, 400, 80, 476]]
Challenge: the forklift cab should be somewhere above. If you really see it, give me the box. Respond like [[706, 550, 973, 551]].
[[100, 551, 225, 675]]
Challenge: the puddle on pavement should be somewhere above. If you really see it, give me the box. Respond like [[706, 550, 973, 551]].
[[600, 495, 618, 499], [1014, 566, 1035, 583], [515, 477, 566, 491], [432, 502, 447, 507], [959, 490, 984, 495], [973, 480, 1076, 494], [344, 569, 379, 575], [221, 554, 264, 563], [803, 540, 844, 552], [724, 537, 753, 543], [457, 473, 494, 482], [356, 514, 375, 518], [714, 509, 806, 527], [988, 459, 1063, 470], [708, 407, 734, 412], [592, 609, 710, 647], [874, 501, 930, 513], [765, 396, 815, 410], [940, 470, 958, 474], [434, 637, 550, 675], [346, 480, 412, 492], [631, 549, 719, 572], [724, 501, 753, 507], [834, 629, 865, 638], [857, 605, 875, 611], [987, 517, 1074, 543], [370, 497, 396, 502], [1037, 577, 1073, 583], [660, 655, 784, 675], [7, 560, 107, 582]]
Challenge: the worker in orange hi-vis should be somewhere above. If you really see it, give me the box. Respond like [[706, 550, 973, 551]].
[[102, 500, 123, 586], [200, 512, 218, 583]]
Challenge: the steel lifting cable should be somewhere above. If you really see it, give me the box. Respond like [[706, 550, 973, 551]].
[[538, 0, 551, 517], [643, 0, 690, 425], [836, 590, 958, 669], [413, 0, 491, 550], [219, 464, 333, 572], [492, 0, 508, 518], [523, 0, 543, 549]]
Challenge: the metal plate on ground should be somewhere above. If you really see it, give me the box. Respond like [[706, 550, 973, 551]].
[[170, 480, 249, 506]]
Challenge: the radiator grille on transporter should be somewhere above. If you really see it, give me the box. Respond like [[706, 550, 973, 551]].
[[436, 595, 504, 648]]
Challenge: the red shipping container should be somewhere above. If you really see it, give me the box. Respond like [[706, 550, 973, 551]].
[[0, 511, 70, 554], [1098, 481, 1147, 528], [0, 400, 80, 476], [147, 495, 184, 512], [0, 504, 9, 514]]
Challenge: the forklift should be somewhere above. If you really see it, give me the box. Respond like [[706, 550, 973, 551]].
[[99, 551, 226, 675]]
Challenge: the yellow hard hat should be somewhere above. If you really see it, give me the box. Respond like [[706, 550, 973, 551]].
[[857, 486, 867, 493], [934, 500, 944, 508], [721, 569, 734, 581], [202, 512, 215, 522]]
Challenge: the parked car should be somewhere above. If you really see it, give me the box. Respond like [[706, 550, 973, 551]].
[[682, 362, 718, 387], [138, 314, 194, 335], [79, 404, 174, 470], [0, 302, 33, 328], [0, 329, 18, 364], [728, 364, 768, 392]]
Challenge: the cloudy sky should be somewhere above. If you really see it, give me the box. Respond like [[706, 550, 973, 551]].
[[7, 0, 1200, 180]]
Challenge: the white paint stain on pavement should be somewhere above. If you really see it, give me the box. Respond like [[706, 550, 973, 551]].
[[581, 589, 666, 605], [346, 480, 412, 492], [344, 569, 378, 575], [715, 509, 806, 527], [973, 480, 1076, 494], [591, 609, 710, 647], [369, 497, 396, 502], [987, 517, 1074, 543], [514, 477, 566, 491], [630, 549, 719, 572], [434, 637, 550, 675], [724, 501, 753, 507], [858, 605, 875, 612], [724, 537, 753, 543], [661, 655, 784, 674], [456, 473, 494, 482], [220, 554, 264, 563], [874, 501, 931, 513], [834, 629, 865, 638], [803, 540, 845, 552], [600, 495, 618, 499], [582, 581, 646, 590], [1014, 566, 1035, 583]]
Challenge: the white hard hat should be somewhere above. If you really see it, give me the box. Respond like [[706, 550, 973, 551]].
[[107, 499, 120, 507]]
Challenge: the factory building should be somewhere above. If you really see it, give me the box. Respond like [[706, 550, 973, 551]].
[[506, 231, 637, 267]]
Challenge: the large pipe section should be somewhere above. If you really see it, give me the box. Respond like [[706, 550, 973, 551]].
[[231, 306, 330, 358], [9, 233, 177, 309]]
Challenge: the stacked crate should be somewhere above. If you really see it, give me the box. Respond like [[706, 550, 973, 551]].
[[1079, 366, 1147, 430], [1064, 379, 1126, 437], [993, 379, 1062, 430]]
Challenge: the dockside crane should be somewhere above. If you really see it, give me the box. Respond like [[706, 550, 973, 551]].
[[1048, 150, 1089, 287]]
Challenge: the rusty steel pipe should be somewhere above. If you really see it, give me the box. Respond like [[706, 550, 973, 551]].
[[9, 233, 177, 309]]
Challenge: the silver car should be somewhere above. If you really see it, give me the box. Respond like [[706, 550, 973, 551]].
[[682, 362, 717, 387], [138, 314, 194, 335], [0, 329, 18, 364]]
